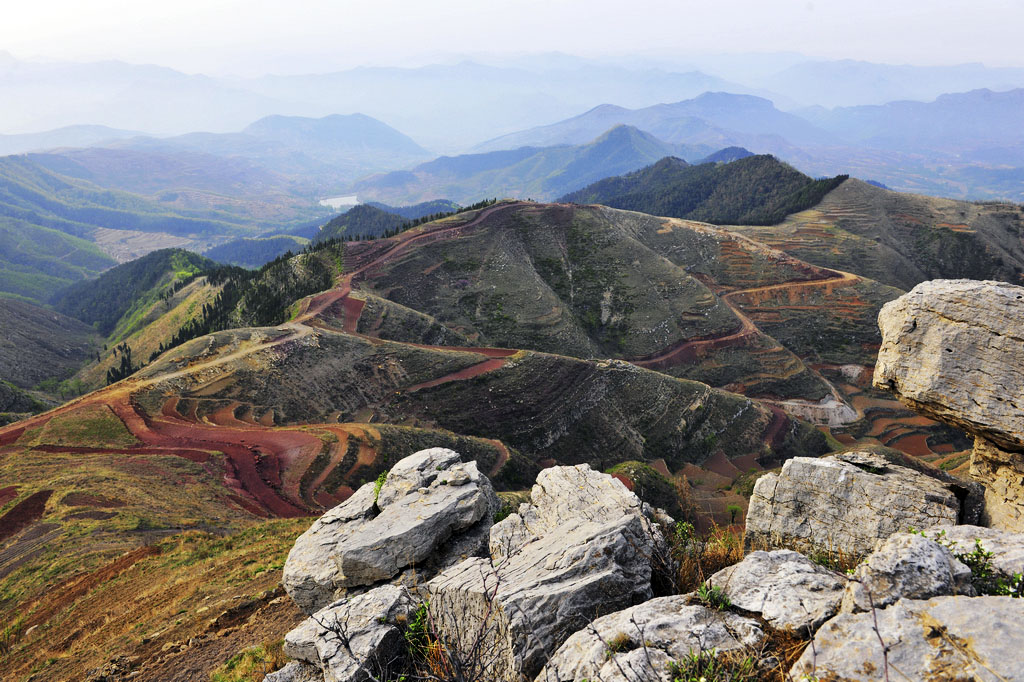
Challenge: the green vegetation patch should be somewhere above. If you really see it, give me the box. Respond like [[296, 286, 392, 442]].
[[30, 404, 140, 449]]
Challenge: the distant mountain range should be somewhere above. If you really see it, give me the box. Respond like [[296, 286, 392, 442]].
[[0, 124, 142, 156], [476, 92, 831, 152]]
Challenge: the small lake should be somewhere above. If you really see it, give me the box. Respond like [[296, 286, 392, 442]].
[[318, 195, 359, 209]]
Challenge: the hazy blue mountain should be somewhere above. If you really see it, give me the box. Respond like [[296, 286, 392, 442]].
[[352, 125, 710, 204], [238, 60, 762, 152], [766, 59, 1024, 108], [475, 92, 832, 153], [698, 146, 755, 164], [0, 56, 301, 135], [801, 88, 1024, 159], [0, 125, 143, 156], [109, 113, 432, 185]]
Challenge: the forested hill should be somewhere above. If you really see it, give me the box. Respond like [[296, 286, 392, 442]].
[[559, 155, 847, 225], [52, 249, 218, 336], [316, 204, 406, 242]]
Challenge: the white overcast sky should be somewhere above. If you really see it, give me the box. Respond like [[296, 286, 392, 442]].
[[2, 0, 1022, 76]]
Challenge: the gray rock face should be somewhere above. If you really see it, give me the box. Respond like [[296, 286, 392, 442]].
[[924, 524, 1024, 578], [874, 279, 1024, 451], [283, 585, 415, 682], [707, 550, 845, 633], [840, 533, 974, 614], [791, 596, 1024, 681], [428, 465, 663, 682], [283, 448, 498, 613], [745, 451, 964, 559], [536, 595, 763, 682], [873, 279, 1024, 531]]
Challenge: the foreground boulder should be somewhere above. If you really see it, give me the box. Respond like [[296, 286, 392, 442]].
[[283, 448, 498, 613], [840, 532, 974, 613], [428, 464, 663, 682], [791, 596, 1024, 681], [745, 451, 971, 559], [282, 585, 415, 682], [537, 595, 763, 682], [874, 279, 1024, 530], [707, 549, 844, 634]]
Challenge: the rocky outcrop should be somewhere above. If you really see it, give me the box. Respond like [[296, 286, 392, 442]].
[[707, 550, 845, 633], [744, 451, 972, 558], [874, 279, 1024, 530], [536, 595, 764, 682], [840, 533, 974, 613], [427, 464, 663, 682], [282, 448, 498, 613], [282, 585, 416, 682], [791, 596, 1024, 681]]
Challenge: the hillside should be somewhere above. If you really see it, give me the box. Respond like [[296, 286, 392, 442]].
[[28, 147, 321, 224], [351, 125, 700, 204], [560, 155, 847, 225], [728, 178, 1024, 290], [0, 299, 100, 391]]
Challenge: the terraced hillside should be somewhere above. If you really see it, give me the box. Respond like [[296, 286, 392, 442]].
[[729, 178, 1024, 290], [1, 194, 986, 678], [0, 203, 840, 676]]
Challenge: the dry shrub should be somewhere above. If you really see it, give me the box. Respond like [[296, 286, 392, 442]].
[[667, 521, 745, 594]]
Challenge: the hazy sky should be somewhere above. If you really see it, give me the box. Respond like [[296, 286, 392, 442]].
[[3, 0, 1022, 76]]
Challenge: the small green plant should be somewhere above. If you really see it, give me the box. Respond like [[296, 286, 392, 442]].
[[674, 520, 695, 544], [493, 503, 514, 524], [404, 602, 430, 657], [373, 470, 388, 503], [912, 529, 1023, 597], [668, 648, 757, 682], [697, 583, 731, 611], [726, 504, 742, 524]]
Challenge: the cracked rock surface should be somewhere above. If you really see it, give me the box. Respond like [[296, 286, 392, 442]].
[[283, 584, 415, 682], [708, 549, 845, 633], [744, 451, 964, 559], [282, 447, 498, 614], [791, 596, 1024, 681], [536, 595, 763, 682], [429, 464, 663, 682], [840, 532, 974, 613]]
